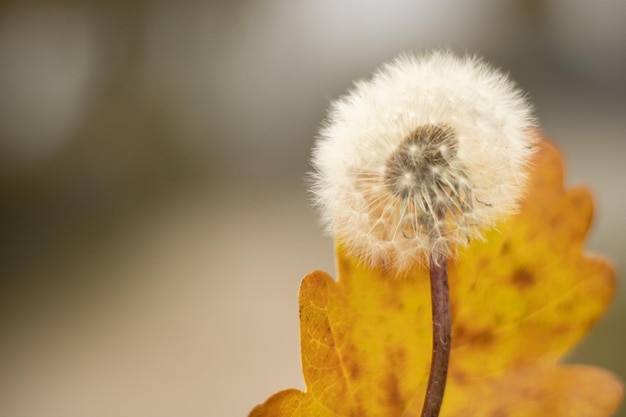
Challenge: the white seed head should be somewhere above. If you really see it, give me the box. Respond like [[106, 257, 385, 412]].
[[310, 50, 537, 272]]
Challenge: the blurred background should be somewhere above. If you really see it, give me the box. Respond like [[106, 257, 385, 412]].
[[0, 1, 625, 416]]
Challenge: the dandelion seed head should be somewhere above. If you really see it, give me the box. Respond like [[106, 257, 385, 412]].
[[310, 50, 537, 272]]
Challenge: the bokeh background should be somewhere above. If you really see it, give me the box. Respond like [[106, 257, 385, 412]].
[[1, 1, 625, 416]]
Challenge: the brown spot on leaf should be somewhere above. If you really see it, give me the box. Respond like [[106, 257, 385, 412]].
[[349, 360, 361, 380], [478, 257, 490, 270], [500, 241, 511, 255], [395, 347, 407, 364], [385, 372, 402, 414], [511, 268, 535, 289], [451, 369, 470, 385], [453, 324, 496, 348]]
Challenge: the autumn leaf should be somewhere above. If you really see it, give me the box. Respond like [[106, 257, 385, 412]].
[[249, 140, 623, 417]]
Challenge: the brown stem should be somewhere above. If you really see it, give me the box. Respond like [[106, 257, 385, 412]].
[[419, 253, 451, 417]]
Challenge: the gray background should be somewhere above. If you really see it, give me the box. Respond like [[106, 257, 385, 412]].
[[0, 1, 625, 416]]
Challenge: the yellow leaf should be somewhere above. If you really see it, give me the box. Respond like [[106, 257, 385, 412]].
[[249, 140, 623, 416]]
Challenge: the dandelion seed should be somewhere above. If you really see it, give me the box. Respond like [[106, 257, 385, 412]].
[[310, 50, 537, 273]]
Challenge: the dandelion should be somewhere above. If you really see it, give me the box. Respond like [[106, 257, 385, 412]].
[[311, 50, 537, 272], [309, 50, 537, 417]]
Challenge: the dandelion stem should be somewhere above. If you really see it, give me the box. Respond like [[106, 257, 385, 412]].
[[420, 251, 451, 417]]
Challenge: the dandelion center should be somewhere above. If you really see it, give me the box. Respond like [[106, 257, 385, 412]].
[[384, 124, 473, 237]]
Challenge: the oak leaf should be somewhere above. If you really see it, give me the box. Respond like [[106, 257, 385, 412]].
[[249, 140, 623, 417]]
